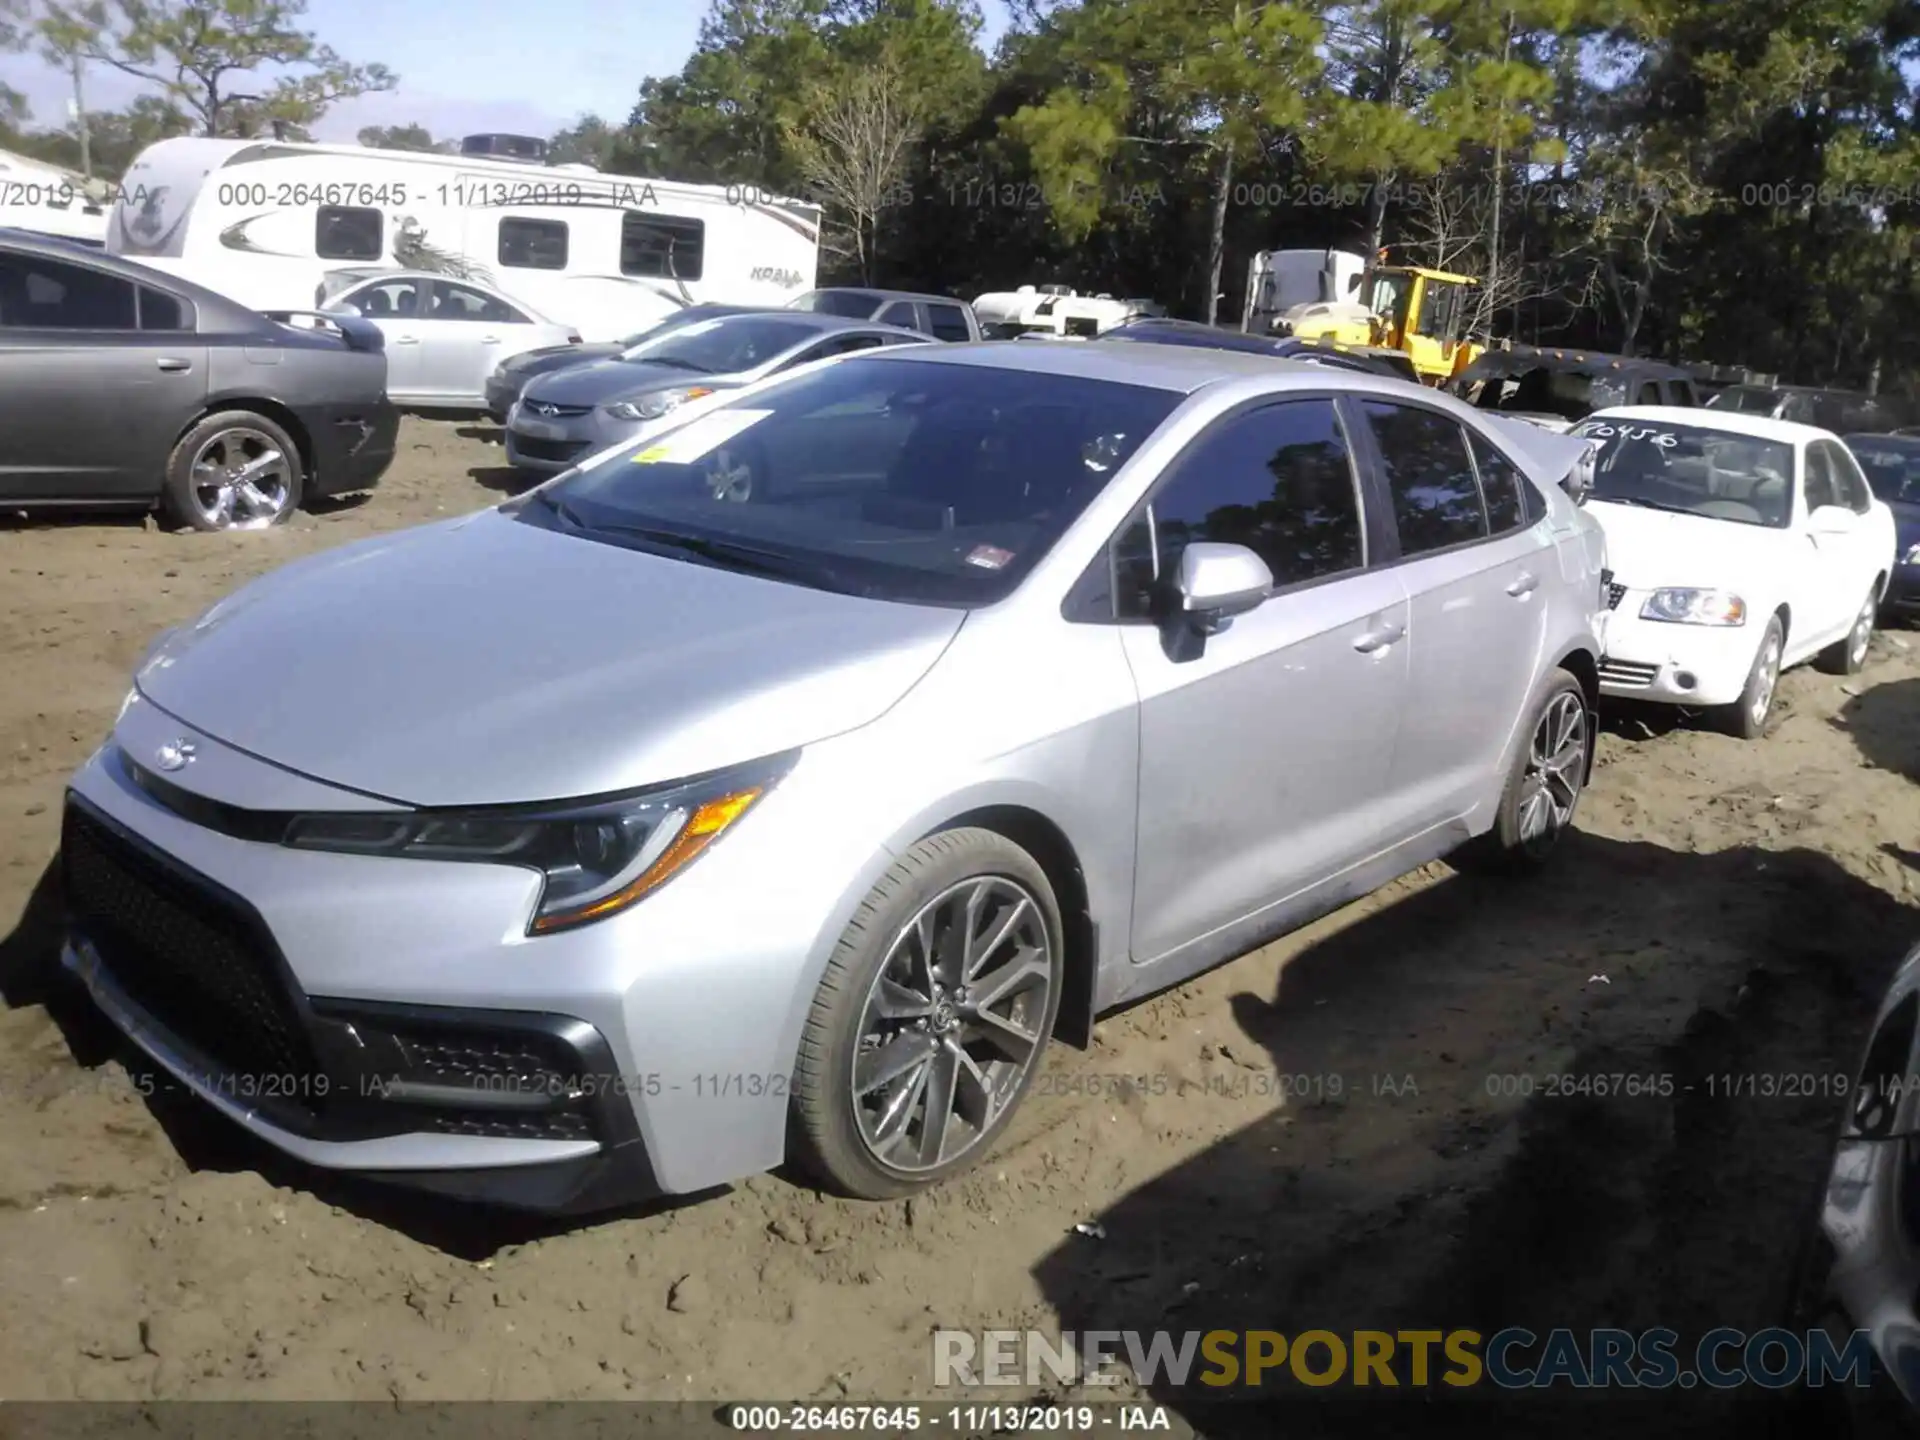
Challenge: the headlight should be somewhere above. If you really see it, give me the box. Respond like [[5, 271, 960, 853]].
[[282, 751, 795, 934], [604, 386, 713, 422], [1639, 588, 1747, 625]]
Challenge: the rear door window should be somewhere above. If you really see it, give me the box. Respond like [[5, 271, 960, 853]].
[[1361, 402, 1487, 555], [926, 304, 973, 341]]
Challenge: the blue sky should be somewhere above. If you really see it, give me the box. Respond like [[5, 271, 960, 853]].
[[1, 0, 1013, 143]]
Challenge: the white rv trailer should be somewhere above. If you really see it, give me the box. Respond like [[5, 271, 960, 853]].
[[105, 136, 823, 342], [0, 148, 109, 245]]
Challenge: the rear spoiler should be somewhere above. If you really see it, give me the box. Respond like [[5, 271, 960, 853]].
[[259, 309, 387, 354], [1482, 415, 1600, 506]]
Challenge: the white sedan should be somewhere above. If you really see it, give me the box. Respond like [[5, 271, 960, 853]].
[[1576, 406, 1896, 737], [319, 268, 579, 409]]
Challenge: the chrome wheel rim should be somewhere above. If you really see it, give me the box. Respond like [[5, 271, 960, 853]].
[[1751, 632, 1782, 725], [706, 446, 753, 503], [1517, 690, 1587, 843], [850, 876, 1053, 1174], [189, 427, 292, 530], [1850, 599, 1873, 667]]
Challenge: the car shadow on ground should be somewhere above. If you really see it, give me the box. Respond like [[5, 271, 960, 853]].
[[0, 858, 721, 1258], [1029, 831, 1913, 1440], [468, 464, 538, 497], [1840, 677, 1920, 783], [454, 424, 503, 444]]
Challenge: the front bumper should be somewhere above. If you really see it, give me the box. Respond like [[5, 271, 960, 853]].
[[483, 374, 521, 427], [503, 401, 640, 474], [57, 694, 873, 1208], [60, 796, 658, 1213], [1596, 589, 1757, 707], [305, 398, 400, 499]]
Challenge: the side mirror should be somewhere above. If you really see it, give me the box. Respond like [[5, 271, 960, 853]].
[[1563, 441, 1599, 506], [1175, 542, 1273, 633]]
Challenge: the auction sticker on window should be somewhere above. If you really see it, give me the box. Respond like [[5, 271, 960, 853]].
[[965, 545, 1014, 570], [630, 409, 772, 465]]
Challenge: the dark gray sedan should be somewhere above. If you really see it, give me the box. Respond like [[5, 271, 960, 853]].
[[504, 311, 930, 474], [0, 229, 398, 530], [483, 303, 771, 423]]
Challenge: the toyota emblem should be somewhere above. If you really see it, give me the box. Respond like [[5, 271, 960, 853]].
[[154, 739, 196, 772]]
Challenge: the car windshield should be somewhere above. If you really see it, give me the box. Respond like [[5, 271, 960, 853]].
[[616, 316, 819, 373], [1845, 437, 1920, 504], [527, 356, 1181, 605], [789, 290, 880, 319], [1571, 418, 1794, 527]]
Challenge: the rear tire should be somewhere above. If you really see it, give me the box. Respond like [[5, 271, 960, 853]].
[[1718, 615, 1785, 739], [789, 828, 1064, 1200], [1457, 670, 1590, 874], [1816, 588, 1876, 676], [161, 410, 304, 532]]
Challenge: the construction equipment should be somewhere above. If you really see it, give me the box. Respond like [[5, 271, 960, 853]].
[[1264, 249, 1483, 385]]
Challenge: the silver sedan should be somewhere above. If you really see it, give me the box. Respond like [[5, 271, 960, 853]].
[[504, 311, 930, 473], [61, 342, 1608, 1213]]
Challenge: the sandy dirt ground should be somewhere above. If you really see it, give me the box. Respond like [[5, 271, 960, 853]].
[[4, 418, 1920, 1435]]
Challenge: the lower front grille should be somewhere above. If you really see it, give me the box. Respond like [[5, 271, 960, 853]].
[[513, 435, 588, 463], [62, 804, 320, 1114], [1598, 658, 1660, 687]]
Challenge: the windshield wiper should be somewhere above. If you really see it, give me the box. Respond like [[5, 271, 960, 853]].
[[588, 522, 872, 596]]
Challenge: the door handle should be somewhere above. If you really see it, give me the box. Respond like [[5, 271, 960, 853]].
[[480, 335, 501, 344], [155, 356, 191, 372], [1353, 619, 1406, 654], [394, 335, 420, 345], [1506, 570, 1539, 597]]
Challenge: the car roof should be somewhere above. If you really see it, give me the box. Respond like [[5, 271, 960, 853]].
[[808, 287, 970, 306], [1589, 404, 1826, 444], [856, 336, 1407, 393]]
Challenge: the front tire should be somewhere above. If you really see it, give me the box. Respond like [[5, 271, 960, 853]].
[[1719, 614, 1785, 739], [1459, 670, 1590, 874], [162, 411, 304, 532], [790, 828, 1064, 1200], [1816, 588, 1876, 676]]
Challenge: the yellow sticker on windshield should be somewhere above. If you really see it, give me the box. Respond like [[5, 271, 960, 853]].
[[627, 408, 772, 466]]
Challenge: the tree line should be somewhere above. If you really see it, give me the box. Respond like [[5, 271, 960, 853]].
[[4, 0, 1918, 395]]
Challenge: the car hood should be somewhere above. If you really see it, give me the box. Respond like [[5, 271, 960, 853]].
[[1584, 499, 1787, 589], [522, 359, 724, 406], [133, 508, 965, 807], [504, 343, 623, 375]]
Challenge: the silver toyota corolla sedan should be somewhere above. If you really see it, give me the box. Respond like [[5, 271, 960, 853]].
[[504, 311, 931, 474], [61, 342, 1609, 1213]]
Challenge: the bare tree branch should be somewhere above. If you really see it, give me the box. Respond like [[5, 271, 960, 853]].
[[781, 49, 923, 285]]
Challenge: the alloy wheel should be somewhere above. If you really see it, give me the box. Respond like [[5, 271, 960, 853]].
[[188, 427, 294, 530], [1517, 690, 1587, 842], [1850, 599, 1874, 668], [706, 446, 753, 503], [1752, 632, 1783, 726], [849, 876, 1053, 1174]]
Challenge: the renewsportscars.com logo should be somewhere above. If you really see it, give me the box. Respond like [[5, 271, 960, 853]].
[[932, 1327, 1876, 1391]]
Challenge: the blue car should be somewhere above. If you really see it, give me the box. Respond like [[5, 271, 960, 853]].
[[1844, 434, 1920, 617]]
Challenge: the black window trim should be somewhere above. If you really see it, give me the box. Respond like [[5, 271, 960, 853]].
[[497, 215, 570, 271], [1063, 389, 1375, 626]]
